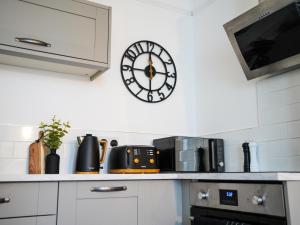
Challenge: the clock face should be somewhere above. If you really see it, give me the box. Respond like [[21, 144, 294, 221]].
[[120, 40, 177, 103]]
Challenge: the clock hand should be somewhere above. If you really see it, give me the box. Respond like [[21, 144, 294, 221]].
[[149, 53, 154, 80], [149, 78, 152, 91], [133, 68, 167, 75]]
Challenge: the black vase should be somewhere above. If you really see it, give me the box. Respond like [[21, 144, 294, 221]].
[[45, 149, 60, 174]]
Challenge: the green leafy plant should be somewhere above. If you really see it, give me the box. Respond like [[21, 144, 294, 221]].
[[39, 116, 71, 150]]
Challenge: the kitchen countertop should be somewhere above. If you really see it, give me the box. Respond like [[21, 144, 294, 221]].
[[1, 172, 300, 182]]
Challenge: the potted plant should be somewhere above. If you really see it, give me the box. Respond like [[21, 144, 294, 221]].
[[39, 116, 71, 174]]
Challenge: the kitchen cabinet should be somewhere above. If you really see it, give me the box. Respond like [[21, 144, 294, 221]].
[[138, 181, 182, 225], [0, 0, 111, 81], [0, 182, 57, 225], [58, 181, 138, 225], [58, 180, 182, 225]]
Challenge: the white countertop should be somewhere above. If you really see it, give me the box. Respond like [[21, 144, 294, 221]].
[[0, 172, 300, 182]]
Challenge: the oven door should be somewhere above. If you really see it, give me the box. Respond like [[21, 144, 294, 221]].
[[191, 206, 287, 225]]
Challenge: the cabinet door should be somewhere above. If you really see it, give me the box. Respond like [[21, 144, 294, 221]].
[[95, 8, 110, 64], [138, 181, 183, 225], [36, 216, 56, 225], [0, 217, 36, 225], [76, 197, 138, 225], [0, 0, 96, 61], [0, 183, 39, 218]]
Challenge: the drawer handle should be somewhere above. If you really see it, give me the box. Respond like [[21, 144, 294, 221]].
[[0, 197, 10, 204], [15, 37, 51, 47], [90, 186, 127, 192]]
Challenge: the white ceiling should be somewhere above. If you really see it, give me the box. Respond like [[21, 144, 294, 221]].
[[136, 0, 194, 15], [135, 0, 224, 16]]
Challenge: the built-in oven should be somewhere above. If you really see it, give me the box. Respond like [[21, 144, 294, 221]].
[[189, 182, 287, 225]]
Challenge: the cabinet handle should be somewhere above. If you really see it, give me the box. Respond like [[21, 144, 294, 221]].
[[90, 186, 127, 192], [0, 197, 10, 204], [15, 37, 51, 47]]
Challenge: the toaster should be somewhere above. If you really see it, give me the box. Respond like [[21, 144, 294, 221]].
[[108, 145, 160, 174]]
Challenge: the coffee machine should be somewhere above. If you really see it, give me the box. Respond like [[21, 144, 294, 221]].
[[153, 136, 225, 172]]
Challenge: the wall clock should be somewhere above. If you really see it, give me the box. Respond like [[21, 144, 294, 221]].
[[120, 40, 177, 103]]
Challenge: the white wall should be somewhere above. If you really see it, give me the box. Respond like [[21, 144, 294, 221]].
[[193, 0, 259, 135], [193, 0, 300, 172], [0, 0, 199, 174], [0, 0, 197, 136]]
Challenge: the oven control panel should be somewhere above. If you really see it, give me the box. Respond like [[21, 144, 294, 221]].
[[190, 182, 285, 217]]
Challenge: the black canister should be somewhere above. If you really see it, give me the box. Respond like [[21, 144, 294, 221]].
[[242, 142, 251, 172]]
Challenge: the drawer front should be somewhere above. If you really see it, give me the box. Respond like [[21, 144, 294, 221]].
[[0, 0, 96, 61], [0, 183, 39, 218], [76, 197, 138, 225], [77, 181, 138, 199], [0, 216, 56, 225], [0, 217, 36, 225]]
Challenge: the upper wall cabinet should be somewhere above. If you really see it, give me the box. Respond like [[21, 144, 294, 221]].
[[0, 0, 111, 81]]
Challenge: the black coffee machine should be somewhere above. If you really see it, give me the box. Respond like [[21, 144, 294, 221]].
[[153, 136, 225, 172], [76, 134, 108, 174]]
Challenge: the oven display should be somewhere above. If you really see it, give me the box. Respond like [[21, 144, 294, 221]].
[[219, 189, 238, 206]]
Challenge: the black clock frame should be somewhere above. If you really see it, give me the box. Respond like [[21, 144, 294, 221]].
[[120, 40, 177, 103]]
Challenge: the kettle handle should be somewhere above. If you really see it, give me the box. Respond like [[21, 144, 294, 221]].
[[77, 136, 83, 145], [99, 139, 108, 164]]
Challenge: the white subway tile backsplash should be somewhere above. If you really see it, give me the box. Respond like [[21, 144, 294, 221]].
[[0, 142, 14, 158], [223, 146, 243, 172], [287, 120, 300, 139], [0, 158, 28, 174], [259, 156, 300, 171], [260, 86, 300, 111], [59, 143, 76, 174], [259, 70, 300, 94], [14, 142, 31, 159], [0, 125, 38, 142], [258, 139, 300, 158], [251, 123, 287, 142], [260, 102, 300, 125], [205, 129, 252, 146]]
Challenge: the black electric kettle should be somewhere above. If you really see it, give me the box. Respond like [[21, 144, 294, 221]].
[[76, 134, 108, 174]]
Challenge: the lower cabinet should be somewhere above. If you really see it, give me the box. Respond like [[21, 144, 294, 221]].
[[58, 181, 138, 225], [138, 180, 182, 225], [57, 180, 182, 225], [0, 182, 58, 225], [0, 180, 183, 225]]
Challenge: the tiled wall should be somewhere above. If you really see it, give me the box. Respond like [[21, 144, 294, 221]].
[[0, 126, 167, 174], [206, 70, 300, 172], [1, 70, 300, 174]]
